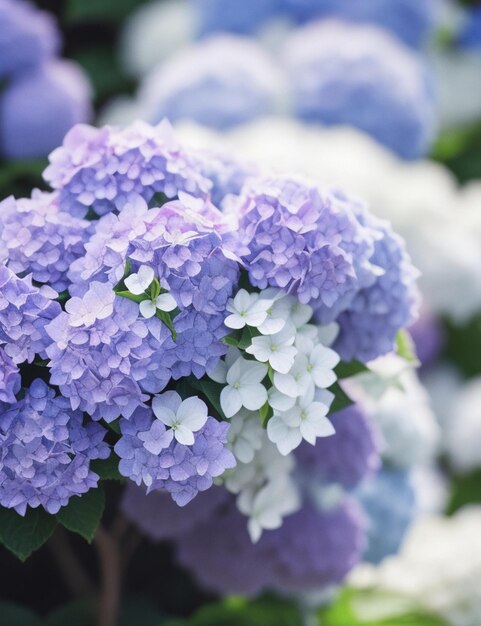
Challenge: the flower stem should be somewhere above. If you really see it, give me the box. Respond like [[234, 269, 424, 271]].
[[94, 525, 121, 626]]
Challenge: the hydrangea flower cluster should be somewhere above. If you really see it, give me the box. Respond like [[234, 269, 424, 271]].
[[283, 20, 436, 160], [0, 379, 109, 515], [136, 35, 284, 131], [193, 0, 440, 48], [0, 0, 91, 159], [0, 120, 418, 550]]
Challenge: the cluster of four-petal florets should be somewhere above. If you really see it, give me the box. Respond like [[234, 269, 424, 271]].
[[117, 263, 341, 457]]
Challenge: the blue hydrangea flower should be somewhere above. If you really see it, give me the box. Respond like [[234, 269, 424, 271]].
[[296, 404, 381, 488], [281, 0, 441, 48], [0, 265, 60, 365], [43, 120, 212, 218], [457, 7, 481, 50], [333, 201, 420, 363], [355, 468, 416, 564], [194, 0, 282, 37], [176, 496, 365, 595], [0, 347, 20, 405], [138, 35, 283, 131], [0, 379, 109, 516], [0, 60, 92, 160], [229, 175, 379, 318], [115, 406, 235, 506], [0, 0, 60, 78], [0, 191, 91, 292], [283, 20, 436, 160]]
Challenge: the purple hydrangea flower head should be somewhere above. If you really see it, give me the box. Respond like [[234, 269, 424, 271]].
[[0, 265, 60, 365], [193, 147, 258, 209], [408, 308, 444, 368], [0, 378, 109, 515], [296, 404, 381, 488], [281, 0, 441, 48], [0, 60, 92, 160], [0, 347, 20, 404], [176, 496, 365, 595], [228, 175, 379, 319], [0, 0, 60, 78], [263, 498, 366, 593], [138, 35, 284, 131], [121, 482, 230, 541], [115, 405, 235, 506], [333, 202, 420, 363], [0, 191, 91, 292], [283, 20, 436, 160], [45, 282, 174, 422], [43, 119, 212, 217], [355, 467, 416, 564], [67, 194, 239, 384]]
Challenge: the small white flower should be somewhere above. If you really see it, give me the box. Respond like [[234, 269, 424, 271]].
[[270, 294, 313, 328], [220, 357, 268, 418], [228, 409, 264, 463], [317, 322, 340, 347], [224, 289, 273, 330], [139, 292, 177, 318], [239, 477, 301, 543], [273, 352, 314, 398], [268, 386, 296, 412], [257, 288, 289, 335], [245, 324, 297, 373], [124, 265, 155, 295], [207, 347, 241, 384], [152, 390, 208, 445], [295, 323, 319, 353], [267, 392, 335, 455], [306, 344, 340, 388]]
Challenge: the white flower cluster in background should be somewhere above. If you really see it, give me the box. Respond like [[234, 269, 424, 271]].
[[345, 354, 440, 469], [424, 365, 481, 474], [351, 507, 481, 626], [176, 117, 481, 324]]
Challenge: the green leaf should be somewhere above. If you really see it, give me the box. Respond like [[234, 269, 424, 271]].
[[238, 326, 259, 350], [115, 290, 146, 303], [56, 486, 105, 543], [320, 588, 449, 626], [91, 453, 123, 481], [259, 402, 273, 428], [222, 334, 240, 347], [395, 330, 419, 365], [156, 310, 177, 340], [328, 382, 354, 415], [44, 601, 95, 626], [164, 596, 303, 626], [0, 602, 40, 626], [0, 507, 56, 561], [447, 468, 481, 515], [187, 377, 227, 420], [335, 360, 368, 379], [65, 0, 149, 23]]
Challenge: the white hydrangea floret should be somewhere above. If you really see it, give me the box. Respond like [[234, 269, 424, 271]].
[[220, 356, 268, 418], [224, 288, 273, 330], [152, 391, 208, 445], [245, 324, 297, 373], [267, 389, 335, 455], [139, 292, 177, 318], [227, 409, 264, 464], [124, 264, 154, 295]]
